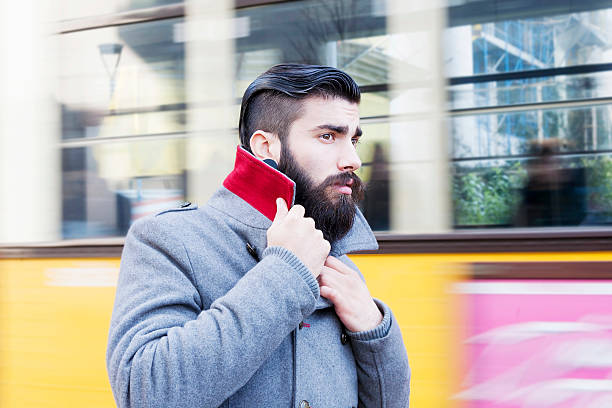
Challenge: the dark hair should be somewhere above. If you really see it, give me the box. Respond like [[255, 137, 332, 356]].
[[238, 63, 361, 152]]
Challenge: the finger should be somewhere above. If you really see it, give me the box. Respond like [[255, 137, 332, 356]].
[[325, 256, 353, 275], [322, 238, 331, 255], [318, 266, 342, 288], [320, 285, 339, 303], [288, 204, 305, 218], [305, 217, 316, 229], [273, 198, 289, 223], [320, 265, 342, 278]]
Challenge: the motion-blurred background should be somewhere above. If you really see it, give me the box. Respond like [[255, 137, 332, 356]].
[[1, 0, 612, 407]]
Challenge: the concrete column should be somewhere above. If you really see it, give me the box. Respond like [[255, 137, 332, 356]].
[[185, 0, 237, 204], [386, 0, 449, 233], [0, 0, 60, 243]]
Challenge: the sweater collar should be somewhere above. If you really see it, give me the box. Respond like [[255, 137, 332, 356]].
[[219, 145, 378, 254]]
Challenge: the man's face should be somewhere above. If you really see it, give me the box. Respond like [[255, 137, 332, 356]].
[[278, 96, 365, 242]]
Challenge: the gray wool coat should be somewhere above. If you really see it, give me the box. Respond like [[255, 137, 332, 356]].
[[106, 149, 411, 408]]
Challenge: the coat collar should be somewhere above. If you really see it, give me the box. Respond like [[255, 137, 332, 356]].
[[214, 146, 378, 255], [222, 146, 296, 222]]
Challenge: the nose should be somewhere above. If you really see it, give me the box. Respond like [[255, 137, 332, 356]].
[[337, 139, 362, 172]]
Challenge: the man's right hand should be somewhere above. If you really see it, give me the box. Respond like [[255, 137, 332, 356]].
[[266, 198, 330, 278]]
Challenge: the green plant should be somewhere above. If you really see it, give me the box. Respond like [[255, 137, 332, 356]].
[[582, 156, 612, 219], [452, 162, 526, 226]]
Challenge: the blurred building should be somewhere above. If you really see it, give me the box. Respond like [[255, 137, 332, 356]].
[[1, 0, 612, 242]]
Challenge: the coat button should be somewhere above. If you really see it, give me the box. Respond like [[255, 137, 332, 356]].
[[299, 400, 310, 408], [341, 332, 348, 345]]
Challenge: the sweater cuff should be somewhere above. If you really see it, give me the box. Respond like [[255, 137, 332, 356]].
[[346, 298, 391, 341], [262, 246, 320, 299]]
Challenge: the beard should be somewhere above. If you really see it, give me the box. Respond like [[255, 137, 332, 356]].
[[278, 144, 365, 243]]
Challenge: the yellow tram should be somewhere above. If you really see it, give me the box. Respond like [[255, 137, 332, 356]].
[[3, 232, 611, 407]]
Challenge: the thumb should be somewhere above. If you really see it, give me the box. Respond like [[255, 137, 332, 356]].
[[273, 197, 289, 223]]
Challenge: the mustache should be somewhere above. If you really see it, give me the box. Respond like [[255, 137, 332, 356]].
[[321, 172, 365, 201]]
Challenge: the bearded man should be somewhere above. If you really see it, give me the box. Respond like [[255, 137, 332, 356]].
[[106, 64, 411, 408]]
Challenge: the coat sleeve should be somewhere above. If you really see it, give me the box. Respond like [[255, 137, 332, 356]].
[[341, 256, 411, 407], [348, 300, 411, 407], [106, 215, 319, 408]]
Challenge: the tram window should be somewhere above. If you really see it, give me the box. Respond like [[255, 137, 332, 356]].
[[235, 0, 386, 70], [446, 7, 612, 229], [355, 123, 391, 231], [451, 105, 612, 228], [59, 17, 187, 239], [58, 18, 186, 141], [61, 140, 186, 239]]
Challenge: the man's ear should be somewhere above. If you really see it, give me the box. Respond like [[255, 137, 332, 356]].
[[250, 130, 281, 163]]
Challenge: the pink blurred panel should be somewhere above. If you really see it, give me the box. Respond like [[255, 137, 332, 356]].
[[456, 280, 612, 408]]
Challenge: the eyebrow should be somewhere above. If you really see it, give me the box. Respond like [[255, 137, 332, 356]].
[[313, 124, 363, 137]]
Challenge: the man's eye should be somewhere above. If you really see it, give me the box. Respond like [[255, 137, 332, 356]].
[[320, 133, 334, 141]]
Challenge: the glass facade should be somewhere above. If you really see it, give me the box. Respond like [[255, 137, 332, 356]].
[[3, 0, 612, 242]]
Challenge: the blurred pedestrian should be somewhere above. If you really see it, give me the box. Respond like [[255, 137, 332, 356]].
[[515, 139, 586, 226]]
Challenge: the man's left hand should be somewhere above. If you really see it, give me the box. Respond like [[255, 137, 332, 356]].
[[318, 256, 383, 333]]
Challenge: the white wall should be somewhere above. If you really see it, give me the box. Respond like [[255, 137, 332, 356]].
[[0, 0, 60, 243]]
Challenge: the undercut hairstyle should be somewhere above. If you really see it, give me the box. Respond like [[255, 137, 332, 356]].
[[239, 64, 361, 153]]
